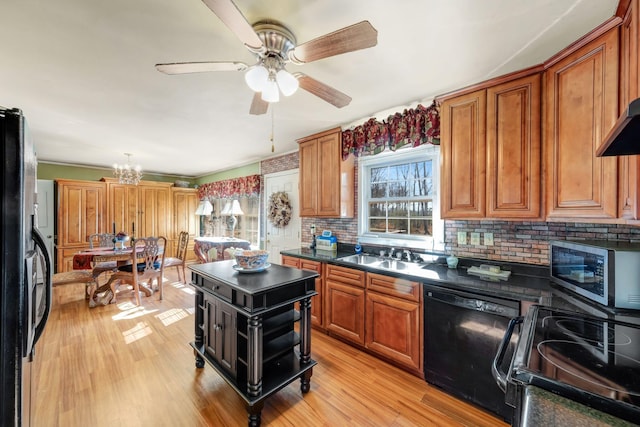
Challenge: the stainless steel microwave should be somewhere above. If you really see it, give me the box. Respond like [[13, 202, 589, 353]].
[[549, 240, 640, 310]]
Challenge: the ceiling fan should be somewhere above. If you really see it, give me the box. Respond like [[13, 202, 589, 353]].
[[155, 0, 378, 115]]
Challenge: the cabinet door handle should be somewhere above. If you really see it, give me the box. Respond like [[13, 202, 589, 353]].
[[213, 324, 222, 331]]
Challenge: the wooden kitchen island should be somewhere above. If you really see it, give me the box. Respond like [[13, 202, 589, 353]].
[[189, 260, 318, 427]]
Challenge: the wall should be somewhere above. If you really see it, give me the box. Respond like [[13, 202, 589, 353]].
[[38, 162, 191, 184], [196, 163, 260, 186]]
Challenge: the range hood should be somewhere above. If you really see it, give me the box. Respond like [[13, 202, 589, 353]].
[[596, 98, 640, 156]]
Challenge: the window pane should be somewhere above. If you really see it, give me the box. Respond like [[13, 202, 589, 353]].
[[389, 181, 409, 197], [388, 218, 408, 234], [388, 201, 408, 216], [369, 218, 387, 233], [410, 201, 433, 216], [412, 161, 432, 179], [371, 183, 386, 198], [410, 219, 433, 236], [370, 167, 387, 183], [389, 164, 410, 180], [368, 202, 386, 216], [412, 179, 433, 197]]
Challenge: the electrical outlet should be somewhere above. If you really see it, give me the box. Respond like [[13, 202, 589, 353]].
[[484, 232, 494, 246], [470, 232, 480, 245], [457, 231, 467, 245]]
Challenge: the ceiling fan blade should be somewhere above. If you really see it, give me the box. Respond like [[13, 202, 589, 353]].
[[201, 0, 264, 51], [249, 92, 269, 115], [289, 21, 377, 64], [155, 61, 248, 74], [295, 73, 352, 108]]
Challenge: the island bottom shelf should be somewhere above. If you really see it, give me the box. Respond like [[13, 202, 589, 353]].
[[191, 341, 317, 407]]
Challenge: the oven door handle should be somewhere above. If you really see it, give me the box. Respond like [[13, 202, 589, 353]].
[[491, 316, 523, 393]]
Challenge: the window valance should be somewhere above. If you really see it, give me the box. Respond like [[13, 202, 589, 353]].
[[341, 101, 440, 160], [198, 174, 261, 199]]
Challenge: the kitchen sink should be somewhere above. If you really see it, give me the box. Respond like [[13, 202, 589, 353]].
[[338, 254, 427, 273], [377, 260, 412, 270], [338, 254, 382, 266]]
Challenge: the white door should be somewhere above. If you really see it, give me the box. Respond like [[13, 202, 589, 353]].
[[36, 179, 55, 257], [264, 169, 300, 264], [36, 179, 55, 276]]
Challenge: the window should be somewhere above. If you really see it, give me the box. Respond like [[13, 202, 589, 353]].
[[358, 145, 443, 251]]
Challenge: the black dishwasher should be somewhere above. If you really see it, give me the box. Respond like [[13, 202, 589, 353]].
[[424, 284, 519, 423]]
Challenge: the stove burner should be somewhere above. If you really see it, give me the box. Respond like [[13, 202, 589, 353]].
[[542, 315, 632, 346], [537, 340, 640, 399]]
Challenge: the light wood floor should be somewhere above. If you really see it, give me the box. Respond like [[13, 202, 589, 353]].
[[33, 269, 509, 427]]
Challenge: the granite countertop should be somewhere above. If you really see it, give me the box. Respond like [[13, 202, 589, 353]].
[[521, 386, 636, 427], [280, 247, 553, 303], [190, 259, 318, 294]]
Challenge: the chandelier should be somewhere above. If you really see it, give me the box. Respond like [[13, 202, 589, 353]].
[[113, 153, 143, 185]]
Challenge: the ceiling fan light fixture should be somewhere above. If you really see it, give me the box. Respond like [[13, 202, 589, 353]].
[[276, 69, 299, 96], [261, 79, 280, 103], [245, 64, 269, 92]]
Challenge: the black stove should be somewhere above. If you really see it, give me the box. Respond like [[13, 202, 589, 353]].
[[496, 304, 640, 424]]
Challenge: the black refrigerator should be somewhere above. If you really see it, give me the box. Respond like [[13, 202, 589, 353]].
[[1, 107, 52, 426]]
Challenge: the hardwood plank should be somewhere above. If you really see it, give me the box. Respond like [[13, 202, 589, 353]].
[[33, 270, 508, 427]]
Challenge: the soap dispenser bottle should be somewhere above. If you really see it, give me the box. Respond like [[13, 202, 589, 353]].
[[354, 239, 362, 254]]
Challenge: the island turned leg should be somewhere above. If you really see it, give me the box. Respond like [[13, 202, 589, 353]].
[[247, 401, 264, 427], [194, 290, 205, 368], [247, 315, 263, 396], [299, 296, 313, 393]]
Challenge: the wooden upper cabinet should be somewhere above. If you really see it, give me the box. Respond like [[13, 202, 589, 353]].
[[171, 187, 199, 262], [138, 185, 171, 238], [440, 70, 542, 220], [440, 90, 487, 219], [618, 0, 640, 220], [298, 127, 354, 218], [486, 73, 542, 219], [56, 179, 106, 247], [55, 179, 106, 271], [298, 140, 318, 216], [103, 178, 172, 238], [544, 27, 619, 219]]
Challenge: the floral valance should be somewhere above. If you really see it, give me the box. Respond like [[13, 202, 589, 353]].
[[198, 174, 261, 199], [341, 101, 440, 160]]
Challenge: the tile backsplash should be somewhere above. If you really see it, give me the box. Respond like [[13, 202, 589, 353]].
[[446, 220, 640, 265]]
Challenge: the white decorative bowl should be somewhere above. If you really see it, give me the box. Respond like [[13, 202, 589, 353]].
[[234, 250, 269, 270]]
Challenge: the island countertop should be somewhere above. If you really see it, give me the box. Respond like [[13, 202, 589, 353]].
[[189, 259, 319, 295]]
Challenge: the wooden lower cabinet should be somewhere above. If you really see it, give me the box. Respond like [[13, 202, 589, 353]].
[[365, 273, 423, 375], [289, 258, 424, 376], [281, 255, 325, 329], [324, 264, 366, 346], [203, 293, 237, 375]]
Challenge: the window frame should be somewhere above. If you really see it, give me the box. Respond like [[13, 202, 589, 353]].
[[357, 144, 443, 251]]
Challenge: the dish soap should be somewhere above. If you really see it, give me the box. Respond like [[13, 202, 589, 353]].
[[354, 239, 362, 254]]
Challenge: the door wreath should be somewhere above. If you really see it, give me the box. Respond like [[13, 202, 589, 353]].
[[268, 191, 292, 227]]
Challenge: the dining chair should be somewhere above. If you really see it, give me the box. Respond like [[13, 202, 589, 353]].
[[105, 236, 166, 305], [164, 231, 189, 284], [52, 270, 97, 300], [89, 232, 119, 279]]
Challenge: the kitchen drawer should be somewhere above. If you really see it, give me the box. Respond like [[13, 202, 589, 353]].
[[193, 274, 233, 302], [325, 264, 365, 288], [367, 272, 420, 302]]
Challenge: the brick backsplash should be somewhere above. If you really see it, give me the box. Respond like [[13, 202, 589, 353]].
[[445, 220, 640, 266], [261, 151, 299, 175]]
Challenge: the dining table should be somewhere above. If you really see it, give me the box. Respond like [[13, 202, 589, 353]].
[[193, 237, 251, 263], [73, 246, 156, 306]]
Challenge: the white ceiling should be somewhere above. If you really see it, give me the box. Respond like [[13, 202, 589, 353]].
[[1, 0, 619, 178]]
